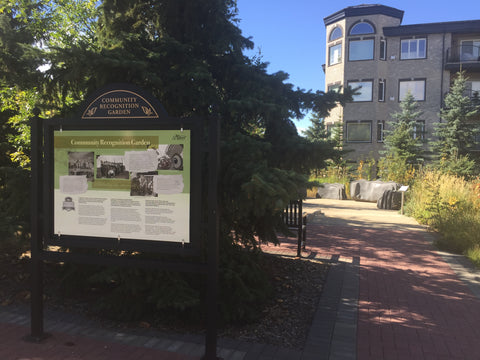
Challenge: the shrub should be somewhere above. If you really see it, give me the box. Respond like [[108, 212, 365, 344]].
[[466, 246, 480, 268], [377, 155, 417, 186], [309, 163, 352, 198], [57, 244, 273, 325], [0, 167, 30, 242], [406, 170, 480, 255]]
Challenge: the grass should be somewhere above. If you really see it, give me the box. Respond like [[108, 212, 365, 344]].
[[308, 165, 352, 199], [405, 170, 480, 267], [466, 246, 480, 268]]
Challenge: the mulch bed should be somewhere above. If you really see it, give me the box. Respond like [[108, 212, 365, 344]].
[[0, 247, 329, 350]]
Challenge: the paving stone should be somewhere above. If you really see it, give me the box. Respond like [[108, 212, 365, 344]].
[[2, 199, 480, 360]]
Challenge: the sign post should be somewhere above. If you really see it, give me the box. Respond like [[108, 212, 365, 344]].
[[28, 109, 48, 342], [28, 84, 220, 359], [204, 117, 220, 359], [398, 185, 409, 215]]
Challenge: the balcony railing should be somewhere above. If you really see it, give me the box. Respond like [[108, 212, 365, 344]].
[[445, 45, 480, 72]]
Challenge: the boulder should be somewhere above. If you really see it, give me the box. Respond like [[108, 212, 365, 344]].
[[350, 179, 400, 202], [317, 183, 346, 200], [377, 189, 402, 210]]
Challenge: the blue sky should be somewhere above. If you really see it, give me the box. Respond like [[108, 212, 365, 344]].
[[236, 0, 480, 132]]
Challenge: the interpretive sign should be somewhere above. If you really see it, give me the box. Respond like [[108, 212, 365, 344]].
[[29, 84, 220, 359], [53, 129, 190, 243]]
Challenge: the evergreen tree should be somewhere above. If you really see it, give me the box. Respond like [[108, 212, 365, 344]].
[[383, 91, 424, 163], [43, 0, 352, 245], [378, 91, 424, 184], [2, 0, 353, 322], [302, 111, 327, 141], [433, 71, 480, 176]]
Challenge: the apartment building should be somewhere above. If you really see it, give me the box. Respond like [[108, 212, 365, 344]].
[[323, 4, 480, 163]]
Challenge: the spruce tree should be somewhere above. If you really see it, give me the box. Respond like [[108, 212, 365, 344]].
[[378, 91, 424, 184], [2, 0, 353, 322], [433, 72, 480, 167], [383, 91, 424, 163], [302, 112, 327, 141]]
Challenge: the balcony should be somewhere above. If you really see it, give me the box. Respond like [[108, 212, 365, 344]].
[[445, 45, 480, 72]]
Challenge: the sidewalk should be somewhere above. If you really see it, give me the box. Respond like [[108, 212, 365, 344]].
[[1, 199, 480, 359], [297, 199, 480, 360]]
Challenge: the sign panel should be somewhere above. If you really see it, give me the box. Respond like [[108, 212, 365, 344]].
[[81, 89, 161, 119], [53, 129, 191, 243]]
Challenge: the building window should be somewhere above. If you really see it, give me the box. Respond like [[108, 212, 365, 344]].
[[349, 21, 375, 35], [401, 38, 426, 59], [346, 121, 372, 143], [380, 39, 387, 60], [466, 81, 480, 99], [348, 80, 373, 102], [329, 27, 343, 42], [399, 79, 426, 101], [377, 121, 385, 142], [329, 43, 342, 65], [326, 123, 335, 138], [460, 40, 480, 61], [474, 126, 480, 151], [413, 121, 425, 140], [328, 83, 341, 93], [378, 79, 385, 102], [349, 39, 374, 61]]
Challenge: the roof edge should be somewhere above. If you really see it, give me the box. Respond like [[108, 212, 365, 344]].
[[324, 4, 404, 26], [383, 19, 480, 36]]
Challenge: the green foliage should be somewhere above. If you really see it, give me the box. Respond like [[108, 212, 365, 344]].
[[0, 1, 44, 87], [377, 155, 417, 186], [378, 91, 424, 184], [437, 154, 476, 178], [0, 87, 40, 167], [466, 246, 480, 268], [302, 111, 327, 141], [1, 0, 352, 324], [356, 156, 377, 181], [218, 243, 272, 323], [433, 71, 480, 177], [384, 91, 424, 162], [303, 112, 349, 179], [88, 267, 202, 321], [405, 170, 480, 254], [0, 166, 30, 237], [57, 245, 272, 324], [314, 164, 351, 185], [221, 133, 308, 246]]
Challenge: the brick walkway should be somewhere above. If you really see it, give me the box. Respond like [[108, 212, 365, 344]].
[[308, 225, 480, 360], [0, 321, 198, 360], [2, 199, 480, 359], [267, 199, 480, 360]]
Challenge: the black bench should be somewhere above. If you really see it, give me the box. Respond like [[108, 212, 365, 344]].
[[282, 200, 307, 257]]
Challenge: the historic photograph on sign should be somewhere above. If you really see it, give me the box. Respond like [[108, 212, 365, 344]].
[[68, 151, 94, 181], [53, 130, 191, 243], [156, 144, 184, 170], [130, 171, 156, 196], [96, 155, 129, 179]]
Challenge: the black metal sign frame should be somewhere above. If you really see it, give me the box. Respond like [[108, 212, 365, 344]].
[[42, 116, 203, 256], [27, 84, 220, 360]]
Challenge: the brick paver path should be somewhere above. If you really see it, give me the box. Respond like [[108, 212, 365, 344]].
[[3, 198, 480, 360], [267, 199, 480, 360], [0, 322, 200, 360]]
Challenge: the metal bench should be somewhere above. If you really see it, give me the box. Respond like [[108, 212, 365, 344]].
[[282, 200, 307, 258]]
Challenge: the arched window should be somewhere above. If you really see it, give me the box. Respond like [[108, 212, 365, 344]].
[[348, 21, 375, 61], [329, 27, 343, 42], [349, 22, 375, 35]]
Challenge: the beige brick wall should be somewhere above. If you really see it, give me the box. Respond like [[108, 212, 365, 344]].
[[323, 12, 461, 163]]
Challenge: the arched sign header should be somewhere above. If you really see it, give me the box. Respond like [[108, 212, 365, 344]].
[[80, 84, 168, 120]]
